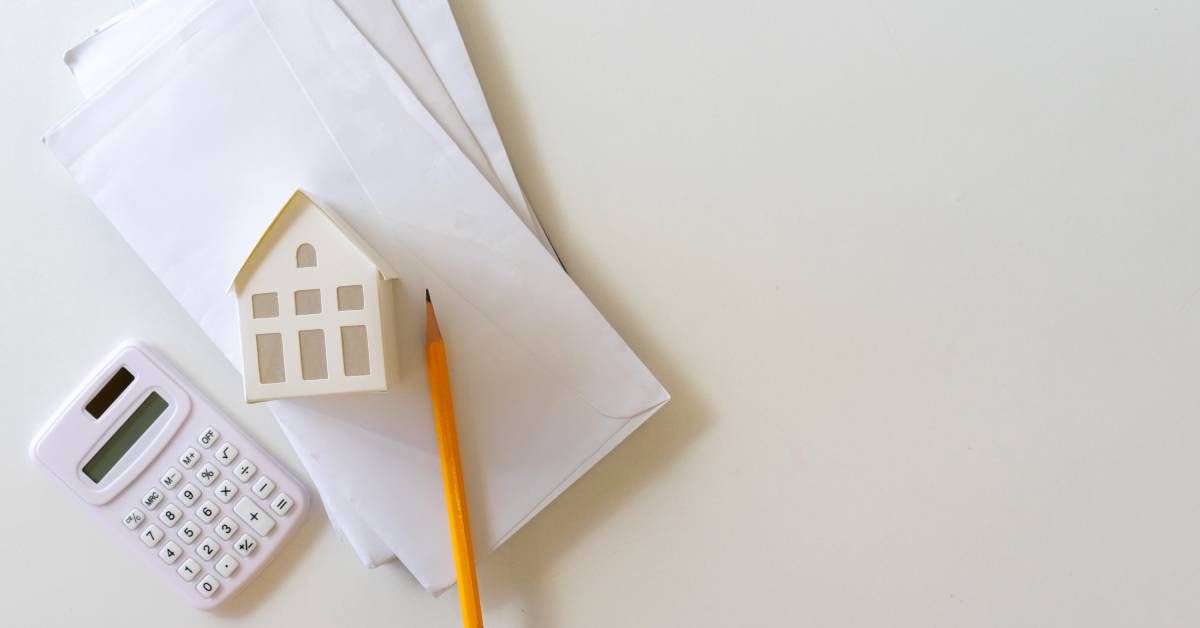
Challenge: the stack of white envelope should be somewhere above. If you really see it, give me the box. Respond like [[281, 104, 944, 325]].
[[46, 0, 669, 594]]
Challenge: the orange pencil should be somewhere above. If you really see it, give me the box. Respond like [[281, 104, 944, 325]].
[[425, 290, 483, 628]]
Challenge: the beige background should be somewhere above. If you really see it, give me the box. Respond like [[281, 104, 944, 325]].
[[3, 1, 1199, 626]]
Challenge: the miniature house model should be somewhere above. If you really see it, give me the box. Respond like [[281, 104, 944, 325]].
[[231, 191, 399, 403]]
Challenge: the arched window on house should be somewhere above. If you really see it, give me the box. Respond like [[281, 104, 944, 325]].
[[296, 243, 317, 267]]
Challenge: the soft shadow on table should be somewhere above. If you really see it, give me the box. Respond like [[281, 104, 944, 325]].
[[479, 366, 706, 628]]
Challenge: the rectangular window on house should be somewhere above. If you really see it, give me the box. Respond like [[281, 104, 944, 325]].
[[340, 325, 370, 376], [255, 333, 285, 384], [294, 289, 321, 315], [298, 329, 328, 380], [252, 293, 279, 318], [337, 285, 364, 311]]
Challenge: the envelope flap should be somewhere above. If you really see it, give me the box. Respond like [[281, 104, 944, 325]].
[[250, 0, 669, 419]]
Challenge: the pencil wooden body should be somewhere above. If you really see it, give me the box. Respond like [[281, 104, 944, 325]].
[[426, 299, 483, 628]]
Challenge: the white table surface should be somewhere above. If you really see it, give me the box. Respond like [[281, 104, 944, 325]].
[[3, 1, 1199, 626]]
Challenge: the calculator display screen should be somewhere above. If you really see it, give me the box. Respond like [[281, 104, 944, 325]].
[[82, 392, 169, 483]]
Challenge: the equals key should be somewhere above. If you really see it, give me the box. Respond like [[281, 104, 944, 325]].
[[270, 493, 294, 516]]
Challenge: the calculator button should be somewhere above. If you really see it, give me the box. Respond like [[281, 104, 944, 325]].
[[160, 467, 182, 490], [214, 554, 239, 578], [234, 497, 275, 536], [196, 574, 220, 598], [140, 524, 164, 547], [233, 534, 258, 557], [158, 503, 183, 527], [197, 427, 220, 448], [196, 463, 219, 486], [158, 541, 183, 565], [214, 480, 239, 504], [196, 537, 220, 561], [141, 488, 164, 510], [251, 476, 275, 499], [234, 459, 257, 483], [177, 484, 200, 507], [270, 493, 294, 516], [176, 558, 201, 581], [178, 447, 200, 469], [123, 509, 145, 530], [214, 517, 239, 541], [196, 500, 219, 523], [215, 442, 238, 466], [177, 521, 201, 544]]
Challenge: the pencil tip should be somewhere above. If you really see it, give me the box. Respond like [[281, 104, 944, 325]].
[[425, 289, 442, 342]]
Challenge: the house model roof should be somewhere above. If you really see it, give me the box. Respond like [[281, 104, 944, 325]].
[[229, 190, 399, 292]]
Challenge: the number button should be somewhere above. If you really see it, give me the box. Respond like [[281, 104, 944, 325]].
[[214, 554, 239, 578], [234, 459, 257, 483], [198, 427, 219, 448], [196, 537, 219, 561], [196, 574, 220, 598], [158, 541, 183, 565], [141, 488, 164, 510], [214, 480, 238, 504], [178, 483, 200, 507], [215, 442, 238, 466], [176, 558, 201, 581], [140, 524, 164, 547], [271, 493, 294, 516], [251, 476, 275, 499], [160, 467, 182, 490], [158, 503, 183, 527], [233, 497, 275, 536], [215, 517, 239, 541], [123, 509, 145, 530], [177, 520, 201, 545], [179, 447, 200, 468], [196, 500, 219, 523], [197, 463, 219, 486], [233, 534, 257, 557]]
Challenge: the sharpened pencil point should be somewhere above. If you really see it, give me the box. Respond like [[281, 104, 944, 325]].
[[425, 291, 442, 342]]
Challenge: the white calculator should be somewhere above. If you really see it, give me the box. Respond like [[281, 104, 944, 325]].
[[30, 343, 309, 609]]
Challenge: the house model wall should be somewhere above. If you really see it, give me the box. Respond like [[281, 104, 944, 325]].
[[231, 191, 399, 403]]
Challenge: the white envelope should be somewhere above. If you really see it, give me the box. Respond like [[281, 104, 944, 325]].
[[45, 0, 668, 593], [65, 0, 564, 569], [387, 0, 557, 255], [64, 0, 555, 259]]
